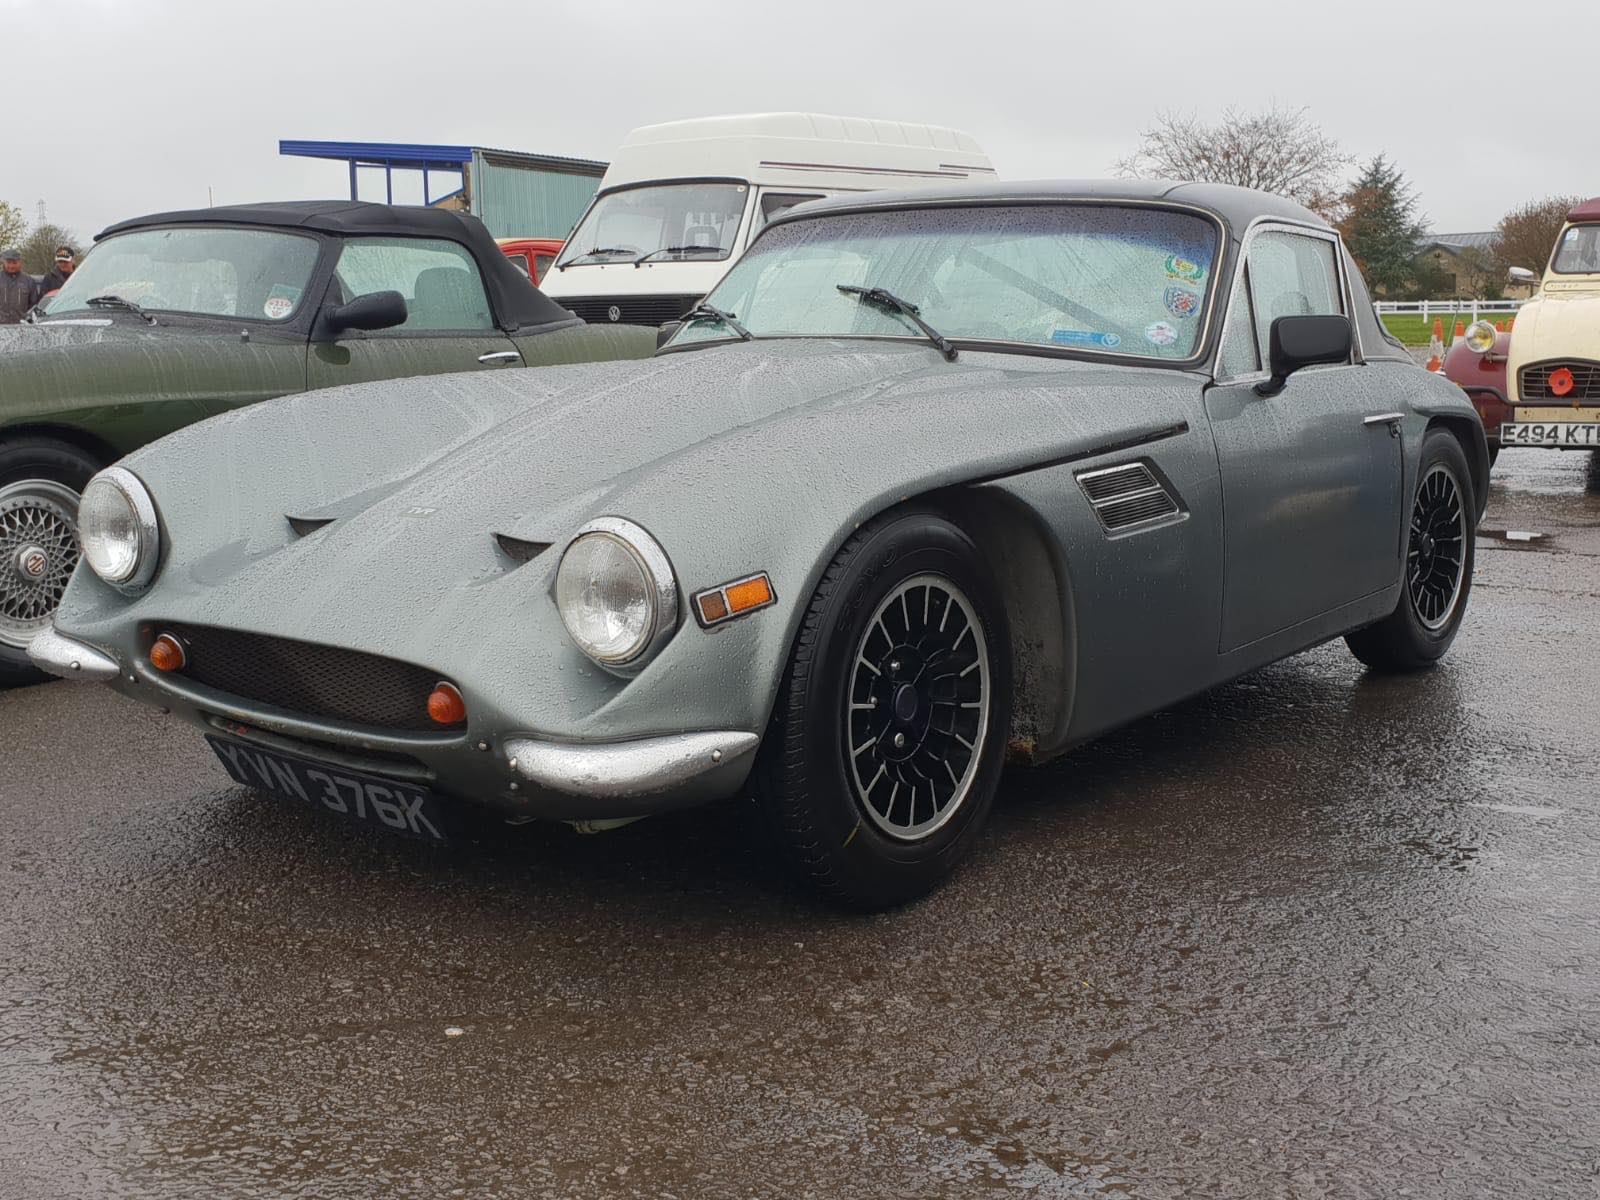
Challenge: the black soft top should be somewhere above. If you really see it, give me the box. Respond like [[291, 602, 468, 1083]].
[[97, 200, 578, 334]]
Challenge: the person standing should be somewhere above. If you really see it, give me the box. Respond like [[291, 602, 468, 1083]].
[[0, 248, 41, 323], [40, 246, 76, 294]]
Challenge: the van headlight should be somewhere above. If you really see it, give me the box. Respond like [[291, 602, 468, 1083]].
[[555, 517, 678, 672], [78, 466, 161, 592]]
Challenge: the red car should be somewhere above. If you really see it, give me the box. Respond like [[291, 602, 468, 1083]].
[[1442, 321, 1513, 464], [497, 237, 565, 286]]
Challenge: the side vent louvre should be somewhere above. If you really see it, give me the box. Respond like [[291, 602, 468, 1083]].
[[1076, 462, 1183, 534]]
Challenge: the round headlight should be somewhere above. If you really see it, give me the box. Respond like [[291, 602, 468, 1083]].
[[555, 518, 677, 671], [79, 466, 160, 591], [1464, 320, 1497, 354]]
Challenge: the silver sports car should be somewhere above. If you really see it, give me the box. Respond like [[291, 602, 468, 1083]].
[[34, 180, 1488, 908]]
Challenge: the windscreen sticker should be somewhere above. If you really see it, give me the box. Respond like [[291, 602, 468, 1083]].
[[1163, 286, 1201, 320], [1051, 329, 1122, 349], [1164, 254, 1205, 283], [1144, 320, 1178, 347], [262, 284, 301, 320]]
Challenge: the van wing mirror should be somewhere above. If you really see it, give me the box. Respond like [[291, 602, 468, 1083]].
[[656, 320, 682, 350], [323, 290, 407, 337], [1255, 315, 1352, 397]]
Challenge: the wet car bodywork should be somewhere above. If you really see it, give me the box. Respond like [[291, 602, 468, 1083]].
[[33, 180, 1489, 900], [1442, 327, 1513, 458]]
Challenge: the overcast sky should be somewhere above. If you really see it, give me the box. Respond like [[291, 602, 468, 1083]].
[[5, 0, 1594, 244]]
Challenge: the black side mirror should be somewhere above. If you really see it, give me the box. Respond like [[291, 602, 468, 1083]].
[[1255, 314, 1352, 396], [656, 320, 682, 349], [322, 290, 407, 337]]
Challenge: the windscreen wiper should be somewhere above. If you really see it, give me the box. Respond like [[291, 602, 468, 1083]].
[[634, 245, 725, 266], [557, 247, 636, 269], [680, 302, 753, 342], [85, 294, 156, 324], [836, 284, 957, 362]]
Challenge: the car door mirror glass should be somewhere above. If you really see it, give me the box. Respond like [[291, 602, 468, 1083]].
[[1255, 315, 1351, 397], [326, 290, 408, 336]]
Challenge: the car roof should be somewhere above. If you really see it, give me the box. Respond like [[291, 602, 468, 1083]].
[[96, 200, 580, 335], [769, 178, 1330, 238], [97, 199, 492, 242]]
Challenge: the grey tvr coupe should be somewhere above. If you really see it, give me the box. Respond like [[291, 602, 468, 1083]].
[[34, 179, 1487, 909]]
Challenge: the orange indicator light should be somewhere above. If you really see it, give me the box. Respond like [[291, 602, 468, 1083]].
[[693, 573, 777, 628], [726, 575, 774, 614], [149, 633, 186, 673], [427, 682, 467, 726]]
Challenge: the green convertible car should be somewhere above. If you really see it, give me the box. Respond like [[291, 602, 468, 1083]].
[[0, 200, 654, 683]]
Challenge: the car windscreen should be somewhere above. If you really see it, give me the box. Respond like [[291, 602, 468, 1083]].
[[1550, 223, 1600, 274], [45, 227, 321, 322], [669, 204, 1221, 360], [555, 182, 749, 267]]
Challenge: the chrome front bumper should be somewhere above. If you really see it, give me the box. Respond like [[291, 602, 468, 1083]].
[[504, 731, 760, 803], [28, 627, 121, 681]]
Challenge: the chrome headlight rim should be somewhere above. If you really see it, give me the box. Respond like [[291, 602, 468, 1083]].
[[80, 466, 161, 593], [556, 516, 679, 674], [1464, 319, 1498, 354]]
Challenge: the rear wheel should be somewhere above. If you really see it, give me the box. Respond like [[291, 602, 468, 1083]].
[[0, 439, 100, 687], [1346, 429, 1475, 672], [760, 510, 1012, 910]]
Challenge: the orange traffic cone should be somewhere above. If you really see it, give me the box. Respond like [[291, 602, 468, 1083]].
[[1426, 318, 1445, 372], [1453, 320, 1466, 344]]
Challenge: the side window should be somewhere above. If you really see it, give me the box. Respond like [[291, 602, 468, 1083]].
[[1218, 264, 1260, 378], [758, 192, 827, 229], [334, 237, 494, 332], [533, 253, 555, 279], [1247, 231, 1343, 358]]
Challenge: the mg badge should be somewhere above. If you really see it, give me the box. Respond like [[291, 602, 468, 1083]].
[[18, 546, 48, 580], [607, 305, 622, 323]]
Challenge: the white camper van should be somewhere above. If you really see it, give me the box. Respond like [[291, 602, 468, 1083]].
[[540, 112, 995, 326]]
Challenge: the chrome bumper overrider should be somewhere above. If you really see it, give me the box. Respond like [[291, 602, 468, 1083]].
[[503, 731, 760, 802], [28, 627, 120, 682]]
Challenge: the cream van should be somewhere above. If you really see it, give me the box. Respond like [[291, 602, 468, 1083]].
[[541, 112, 995, 326]]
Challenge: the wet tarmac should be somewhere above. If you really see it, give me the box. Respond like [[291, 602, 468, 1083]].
[[3, 448, 1598, 1198]]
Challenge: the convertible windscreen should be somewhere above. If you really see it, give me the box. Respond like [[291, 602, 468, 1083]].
[[46, 227, 321, 322], [672, 204, 1221, 359], [556, 182, 748, 267]]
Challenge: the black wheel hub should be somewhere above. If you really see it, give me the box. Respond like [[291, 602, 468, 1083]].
[[1407, 465, 1466, 631], [846, 576, 990, 840]]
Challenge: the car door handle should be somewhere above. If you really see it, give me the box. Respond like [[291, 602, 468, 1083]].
[[477, 351, 521, 365], [1364, 412, 1404, 437]]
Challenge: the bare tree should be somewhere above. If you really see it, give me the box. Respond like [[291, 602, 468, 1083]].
[[0, 201, 26, 252], [1115, 105, 1353, 216], [1494, 195, 1582, 275]]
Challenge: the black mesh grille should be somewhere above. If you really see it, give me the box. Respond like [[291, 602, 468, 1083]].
[[1519, 360, 1600, 403], [556, 294, 703, 327], [156, 624, 459, 733]]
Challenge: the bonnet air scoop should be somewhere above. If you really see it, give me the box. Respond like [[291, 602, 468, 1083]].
[[286, 515, 337, 538], [494, 533, 552, 565]]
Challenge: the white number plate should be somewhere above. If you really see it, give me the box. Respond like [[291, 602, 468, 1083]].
[[1501, 422, 1600, 448]]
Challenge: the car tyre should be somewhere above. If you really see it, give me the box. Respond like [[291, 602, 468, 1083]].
[[0, 437, 100, 687], [1346, 428, 1476, 672], [760, 509, 1012, 910]]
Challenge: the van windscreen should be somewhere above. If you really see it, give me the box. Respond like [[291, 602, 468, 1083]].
[[556, 183, 748, 268]]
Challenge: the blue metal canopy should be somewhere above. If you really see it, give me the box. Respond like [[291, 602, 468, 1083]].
[[279, 140, 473, 205]]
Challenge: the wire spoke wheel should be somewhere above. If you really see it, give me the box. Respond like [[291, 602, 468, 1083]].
[[0, 479, 82, 651], [844, 573, 990, 842], [1406, 463, 1467, 632]]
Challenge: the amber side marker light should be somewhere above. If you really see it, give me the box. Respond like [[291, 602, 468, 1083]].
[[694, 572, 776, 628], [149, 633, 186, 673], [427, 682, 468, 726]]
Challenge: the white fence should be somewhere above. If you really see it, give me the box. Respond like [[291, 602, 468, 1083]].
[[1374, 299, 1525, 321]]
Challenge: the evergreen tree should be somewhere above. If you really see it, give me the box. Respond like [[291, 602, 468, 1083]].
[[1337, 155, 1429, 296]]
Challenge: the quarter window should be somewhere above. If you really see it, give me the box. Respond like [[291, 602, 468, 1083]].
[[1217, 265, 1260, 378], [334, 237, 494, 332], [1247, 231, 1343, 358]]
